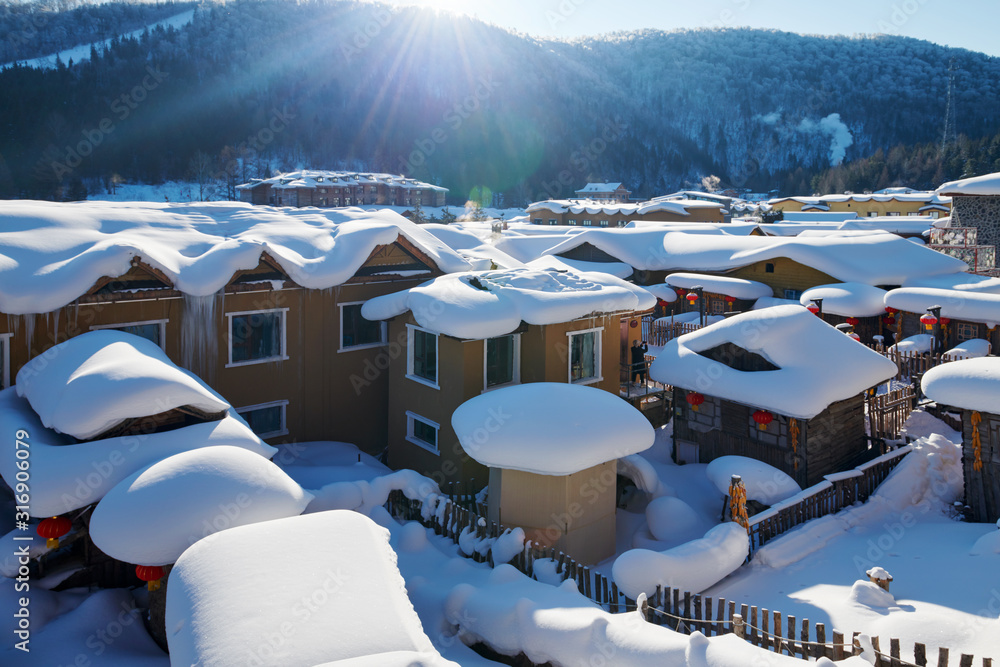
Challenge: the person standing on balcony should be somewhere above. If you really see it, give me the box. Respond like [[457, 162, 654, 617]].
[[631, 339, 649, 387]]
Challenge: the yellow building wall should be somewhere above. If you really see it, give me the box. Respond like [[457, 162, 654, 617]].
[[726, 257, 840, 297], [488, 461, 618, 565], [386, 312, 628, 488]]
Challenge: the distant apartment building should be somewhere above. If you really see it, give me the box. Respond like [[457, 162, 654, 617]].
[[574, 182, 631, 203], [768, 189, 951, 219], [237, 170, 448, 208]]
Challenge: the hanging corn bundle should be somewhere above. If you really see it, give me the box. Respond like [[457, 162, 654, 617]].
[[728, 475, 749, 532]]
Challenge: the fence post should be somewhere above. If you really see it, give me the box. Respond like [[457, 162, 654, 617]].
[[733, 613, 745, 640]]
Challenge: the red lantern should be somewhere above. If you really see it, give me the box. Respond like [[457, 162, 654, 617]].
[[846, 317, 859, 327], [686, 392, 705, 411], [135, 565, 166, 591], [883, 315, 896, 326], [885, 306, 898, 314], [685, 292, 699, 305], [37, 516, 72, 550], [752, 410, 774, 430], [675, 287, 687, 297], [940, 317, 951, 326], [806, 303, 820, 315], [725, 295, 736, 305], [920, 312, 938, 330], [848, 332, 861, 341]]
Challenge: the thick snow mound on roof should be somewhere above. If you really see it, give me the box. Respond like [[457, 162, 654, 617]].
[[90, 446, 313, 566], [526, 254, 634, 280], [943, 338, 991, 360], [884, 287, 1000, 327], [0, 388, 275, 517], [418, 223, 484, 250], [15, 330, 228, 440], [612, 523, 750, 597], [650, 306, 898, 419], [922, 358, 1000, 412], [889, 334, 934, 355], [166, 511, 454, 667], [542, 229, 966, 283], [799, 282, 887, 317], [452, 383, 654, 475], [363, 267, 654, 339], [938, 171, 1000, 196], [0, 200, 469, 314], [664, 272, 773, 300], [706, 456, 801, 505]]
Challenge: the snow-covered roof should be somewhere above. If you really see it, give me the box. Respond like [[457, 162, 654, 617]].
[[649, 306, 898, 419], [15, 331, 228, 440], [494, 233, 583, 263], [770, 192, 950, 206], [575, 182, 625, 193], [937, 172, 1000, 196], [165, 510, 455, 666], [0, 200, 470, 314], [526, 198, 723, 218], [799, 282, 888, 317], [0, 387, 275, 516], [888, 334, 934, 355], [238, 169, 449, 192], [922, 358, 1000, 412], [663, 272, 773, 300], [451, 383, 654, 475], [884, 287, 1000, 327], [542, 229, 967, 284], [526, 254, 634, 280], [362, 267, 654, 339], [90, 446, 313, 566], [902, 272, 1000, 294], [943, 338, 991, 360]]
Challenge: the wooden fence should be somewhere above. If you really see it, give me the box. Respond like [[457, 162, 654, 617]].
[[384, 449, 990, 666], [748, 446, 911, 554], [867, 385, 917, 441], [641, 584, 991, 666], [647, 319, 702, 346]]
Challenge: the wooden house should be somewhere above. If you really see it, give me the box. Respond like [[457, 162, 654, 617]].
[[360, 267, 655, 488], [885, 286, 1000, 353], [922, 358, 1000, 523], [798, 282, 891, 345], [0, 201, 471, 456], [452, 382, 654, 564], [650, 306, 898, 486]]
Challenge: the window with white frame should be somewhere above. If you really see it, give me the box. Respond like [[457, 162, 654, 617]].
[[568, 327, 602, 384], [484, 334, 520, 390], [227, 308, 288, 367], [407, 325, 439, 387], [237, 400, 288, 438], [0, 333, 9, 390], [91, 319, 167, 350], [406, 411, 439, 453], [339, 302, 386, 351]]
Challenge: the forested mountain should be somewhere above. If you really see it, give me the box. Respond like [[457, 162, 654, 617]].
[[1, 0, 999, 204]]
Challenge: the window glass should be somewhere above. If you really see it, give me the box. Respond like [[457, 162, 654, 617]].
[[570, 331, 597, 382], [412, 329, 437, 383], [231, 311, 282, 363], [342, 304, 383, 348], [486, 335, 515, 387]]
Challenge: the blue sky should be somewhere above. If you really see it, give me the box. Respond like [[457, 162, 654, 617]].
[[389, 0, 1000, 56]]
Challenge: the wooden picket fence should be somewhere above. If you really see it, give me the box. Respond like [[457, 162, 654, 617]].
[[384, 456, 991, 666], [885, 349, 952, 382], [647, 319, 702, 346], [867, 385, 918, 441], [641, 585, 992, 666]]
